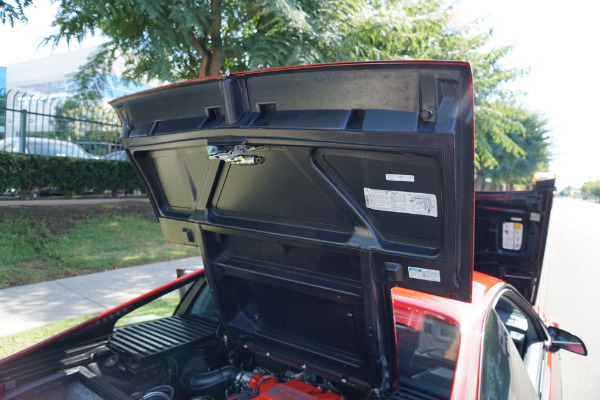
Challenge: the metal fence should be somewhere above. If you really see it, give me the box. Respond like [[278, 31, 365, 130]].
[[0, 90, 122, 159]]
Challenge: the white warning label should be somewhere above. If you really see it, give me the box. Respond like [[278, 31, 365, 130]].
[[502, 222, 523, 251], [386, 174, 415, 182], [408, 267, 441, 282], [364, 188, 438, 217]]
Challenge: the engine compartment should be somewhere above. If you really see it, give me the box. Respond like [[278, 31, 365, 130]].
[[3, 332, 358, 400]]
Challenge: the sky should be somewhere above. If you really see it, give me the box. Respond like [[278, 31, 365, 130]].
[[454, 0, 600, 190], [0, 0, 598, 190]]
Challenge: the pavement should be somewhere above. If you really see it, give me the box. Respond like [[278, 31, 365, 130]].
[[0, 256, 204, 337]]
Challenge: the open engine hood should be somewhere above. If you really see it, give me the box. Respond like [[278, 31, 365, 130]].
[[475, 176, 555, 304], [111, 61, 474, 392]]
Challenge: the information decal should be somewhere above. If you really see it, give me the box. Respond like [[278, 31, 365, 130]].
[[408, 266, 441, 282], [385, 174, 415, 182], [502, 222, 524, 251], [364, 188, 438, 217]]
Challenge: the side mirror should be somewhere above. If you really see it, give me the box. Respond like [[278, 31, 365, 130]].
[[548, 326, 588, 356]]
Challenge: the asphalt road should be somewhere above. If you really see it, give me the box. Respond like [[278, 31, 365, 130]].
[[536, 198, 600, 399]]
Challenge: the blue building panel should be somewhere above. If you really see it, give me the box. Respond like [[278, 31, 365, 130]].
[[0, 66, 6, 90], [105, 75, 153, 100]]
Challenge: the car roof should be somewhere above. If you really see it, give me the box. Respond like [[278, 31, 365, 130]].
[[2, 137, 76, 144]]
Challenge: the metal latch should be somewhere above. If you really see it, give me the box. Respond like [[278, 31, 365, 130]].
[[206, 145, 265, 165]]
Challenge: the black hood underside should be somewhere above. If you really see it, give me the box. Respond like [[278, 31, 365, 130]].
[[111, 61, 475, 391]]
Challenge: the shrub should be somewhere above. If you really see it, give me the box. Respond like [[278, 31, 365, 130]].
[[0, 152, 142, 198]]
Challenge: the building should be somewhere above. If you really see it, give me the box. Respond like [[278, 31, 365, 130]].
[[4, 46, 153, 98], [1, 46, 154, 140], [0, 47, 157, 158]]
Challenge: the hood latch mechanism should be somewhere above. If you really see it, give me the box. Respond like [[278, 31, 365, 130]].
[[207, 145, 265, 165]]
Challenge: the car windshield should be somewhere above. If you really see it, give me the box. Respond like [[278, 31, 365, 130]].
[[395, 306, 458, 399]]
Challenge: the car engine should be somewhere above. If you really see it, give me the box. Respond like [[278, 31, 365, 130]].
[[85, 341, 349, 400], [2, 331, 354, 400]]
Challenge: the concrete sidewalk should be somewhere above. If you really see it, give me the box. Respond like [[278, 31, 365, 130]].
[[0, 257, 203, 337]]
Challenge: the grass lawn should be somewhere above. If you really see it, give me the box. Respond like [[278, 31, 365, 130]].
[[0, 291, 181, 359], [0, 313, 97, 359], [0, 201, 199, 288]]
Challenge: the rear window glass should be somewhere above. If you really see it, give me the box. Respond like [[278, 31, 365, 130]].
[[396, 307, 458, 399]]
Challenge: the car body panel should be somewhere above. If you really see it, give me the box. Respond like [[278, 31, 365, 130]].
[[474, 177, 555, 303], [102, 150, 128, 161], [392, 272, 503, 399], [548, 351, 562, 400], [0, 137, 94, 159], [392, 271, 565, 400]]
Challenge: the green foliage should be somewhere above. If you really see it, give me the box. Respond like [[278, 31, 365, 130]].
[[581, 180, 600, 198], [115, 292, 179, 327], [45, 0, 350, 101], [333, 0, 532, 171], [0, 0, 32, 26], [52, 99, 121, 154], [475, 106, 551, 189], [0, 152, 141, 198], [45, 0, 551, 179]]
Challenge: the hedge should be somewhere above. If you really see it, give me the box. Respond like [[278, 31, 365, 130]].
[[0, 152, 143, 198]]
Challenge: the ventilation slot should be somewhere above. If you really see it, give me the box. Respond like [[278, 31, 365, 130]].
[[259, 103, 276, 117], [108, 315, 218, 362]]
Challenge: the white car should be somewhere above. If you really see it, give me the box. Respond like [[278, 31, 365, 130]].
[[0, 137, 95, 159]]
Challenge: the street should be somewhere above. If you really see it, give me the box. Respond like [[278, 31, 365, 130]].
[[536, 198, 600, 398]]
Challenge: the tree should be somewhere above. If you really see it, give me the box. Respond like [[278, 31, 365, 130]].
[[0, 0, 32, 26], [582, 180, 600, 199], [475, 106, 551, 189], [44, 0, 348, 99], [332, 0, 531, 172], [45, 0, 549, 176], [53, 98, 121, 155]]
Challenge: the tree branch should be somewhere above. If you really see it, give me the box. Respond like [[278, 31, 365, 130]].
[[184, 64, 198, 79], [187, 28, 208, 56], [182, 49, 199, 79], [199, 52, 212, 78], [223, 4, 266, 41]]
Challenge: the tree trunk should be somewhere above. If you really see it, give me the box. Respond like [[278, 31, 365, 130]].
[[207, 0, 223, 77], [474, 174, 484, 191]]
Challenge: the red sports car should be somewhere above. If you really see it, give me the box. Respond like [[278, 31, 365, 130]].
[[0, 61, 586, 400]]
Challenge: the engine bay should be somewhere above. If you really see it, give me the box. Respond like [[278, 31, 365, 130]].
[[2, 323, 361, 400]]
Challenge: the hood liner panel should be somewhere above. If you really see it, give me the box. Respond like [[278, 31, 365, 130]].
[[111, 62, 475, 391]]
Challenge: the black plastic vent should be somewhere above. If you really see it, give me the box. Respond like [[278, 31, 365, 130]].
[[107, 315, 218, 362]]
